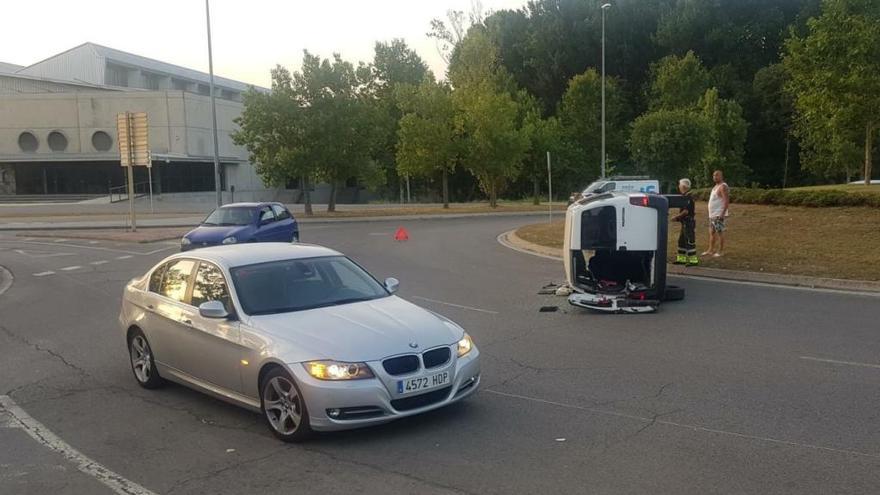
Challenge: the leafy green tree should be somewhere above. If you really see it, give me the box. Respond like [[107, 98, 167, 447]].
[[520, 96, 566, 204], [649, 51, 711, 110], [751, 63, 798, 187], [698, 88, 749, 185], [557, 69, 628, 179], [368, 39, 431, 200], [784, 0, 880, 184], [395, 79, 458, 208], [630, 109, 711, 186], [455, 80, 531, 207], [234, 66, 317, 215]]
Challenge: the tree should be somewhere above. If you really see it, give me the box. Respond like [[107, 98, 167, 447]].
[[369, 39, 431, 200], [751, 63, 797, 187], [557, 69, 628, 179], [784, 0, 880, 184], [234, 66, 317, 215], [648, 51, 711, 110], [698, 88, 749, 186], [520, 96, 565, 204], [455, 80, 530, 207], [395, 79, 458, 208], [630, 109, 711, 186]]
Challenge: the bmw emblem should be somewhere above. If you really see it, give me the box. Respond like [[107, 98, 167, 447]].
[[408, 342, 419, 349]]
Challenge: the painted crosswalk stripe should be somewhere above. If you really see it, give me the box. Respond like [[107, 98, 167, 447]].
[[116, 255, 133, 260], [60, 266, 82, 271], [33, 271, 55, 277], [90, 260, 109, 266]]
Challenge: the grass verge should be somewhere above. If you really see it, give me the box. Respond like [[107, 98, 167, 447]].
[[516, 201, 880, 281]]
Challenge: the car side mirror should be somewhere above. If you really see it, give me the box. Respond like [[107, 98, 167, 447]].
[[384, 277, 400, 294], [199, 300, 229, 319]]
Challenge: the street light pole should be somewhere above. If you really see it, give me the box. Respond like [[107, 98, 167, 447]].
[[206, 0, 223, 207], [600, 3, 611, 179]]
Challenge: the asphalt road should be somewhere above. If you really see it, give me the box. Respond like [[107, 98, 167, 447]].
[[0, 216, 878, 495]]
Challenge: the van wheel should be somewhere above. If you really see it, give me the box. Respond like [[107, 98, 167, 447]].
[[664, 285, 685, 302]]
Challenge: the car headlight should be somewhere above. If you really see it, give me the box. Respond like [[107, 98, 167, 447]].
[[221, 236, 237, 245], [457, 333, 474, 357], [304, 361, 374, 380], [181, 237, 191, 246]]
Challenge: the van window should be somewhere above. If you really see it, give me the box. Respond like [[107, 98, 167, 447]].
[[580, 206, 617, 249]]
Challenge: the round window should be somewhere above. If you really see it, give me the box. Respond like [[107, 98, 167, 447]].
[[92, 131, 113, 151], [18, 132, 38, 152], [48, 131, 68, 152]]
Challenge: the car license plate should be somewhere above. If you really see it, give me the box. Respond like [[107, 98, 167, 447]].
[[397, 371, 450, 395]]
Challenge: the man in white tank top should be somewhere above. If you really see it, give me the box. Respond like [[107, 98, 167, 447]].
[[703, 170, 729, 257]]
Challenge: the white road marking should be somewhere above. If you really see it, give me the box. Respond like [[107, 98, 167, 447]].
[[52, 238, 69, 243], [89, 260, 109, 266], [33, 271, 55, 277], [484, 389, 880, 460], [496, 231, 562, 261], [368, 232, 390, 236], [800, 356, 880, 370], [0, 395, 158, 495], [88, 240, 100, 244], [115, 255, 133, 260], [0, 266, 12, 296], [59, 266, 82, 271], [411, 295, 498, 315], [0, 239, 175, 257], [14, 249, 76, 258]]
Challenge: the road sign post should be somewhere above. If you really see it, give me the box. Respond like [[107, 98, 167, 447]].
[[117, 111, 151, 232]]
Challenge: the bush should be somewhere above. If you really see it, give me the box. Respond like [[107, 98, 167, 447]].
[[690, 187, 879, 208]]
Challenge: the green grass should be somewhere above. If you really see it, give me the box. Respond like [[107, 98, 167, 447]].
[[786, 184, 880, 194]]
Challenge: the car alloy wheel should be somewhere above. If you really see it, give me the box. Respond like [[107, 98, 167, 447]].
[[261, 368, 311, 441], [128, 330, 163, 389]]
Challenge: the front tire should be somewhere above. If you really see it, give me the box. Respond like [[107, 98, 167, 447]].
[[128, 329, 164, 389], [260, 367, 312, 442]]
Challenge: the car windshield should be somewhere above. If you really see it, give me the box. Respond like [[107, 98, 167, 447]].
[[583, 181, 607, 194], [230, 256, 389, 315], [202, 207, 254, 226]]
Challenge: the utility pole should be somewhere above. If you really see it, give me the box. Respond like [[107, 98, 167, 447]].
[[206, 0, 223, 207], [601, 3, 611, 179], [547, 151, 553, 224]]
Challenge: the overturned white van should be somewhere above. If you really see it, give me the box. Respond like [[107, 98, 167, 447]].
[[563, 192, 685, 313]]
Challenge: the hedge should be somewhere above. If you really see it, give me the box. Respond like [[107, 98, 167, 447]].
[[691, 187, 880, 208]]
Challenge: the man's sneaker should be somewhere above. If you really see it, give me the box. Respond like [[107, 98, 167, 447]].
[[674, 254, 687, 264], [686, 255, 700, 266]]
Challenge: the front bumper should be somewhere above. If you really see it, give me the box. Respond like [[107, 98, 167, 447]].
[[568, 291, 657, 313], [290, 347, 481, 431]]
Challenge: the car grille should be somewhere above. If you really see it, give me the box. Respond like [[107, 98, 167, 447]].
[[382, 355, 419, 375], [422, 347, 451, 369], [391, 386, 452, 412]]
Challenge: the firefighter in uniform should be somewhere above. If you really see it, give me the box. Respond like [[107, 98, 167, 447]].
[[672, 178, 698, 266]]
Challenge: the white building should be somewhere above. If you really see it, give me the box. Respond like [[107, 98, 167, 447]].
[[0, 43, 289, 202]]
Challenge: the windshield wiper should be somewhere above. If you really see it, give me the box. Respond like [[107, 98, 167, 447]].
[[327, 296, 376, 306]]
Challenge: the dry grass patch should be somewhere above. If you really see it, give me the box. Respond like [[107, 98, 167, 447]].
[[516, 201, 880, 281]]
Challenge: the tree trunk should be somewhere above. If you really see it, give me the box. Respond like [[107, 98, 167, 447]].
[[782, 134, 791, 189], [865, 122, 874, 186], [532, 174, 540, 205], [489, 181, 498, 208], [328, 181, 337, 212], [441, 169, 450, 209], [302, 176, 313, 216]]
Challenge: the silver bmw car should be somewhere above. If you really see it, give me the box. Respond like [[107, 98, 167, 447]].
[[119, 243, 481, 441]]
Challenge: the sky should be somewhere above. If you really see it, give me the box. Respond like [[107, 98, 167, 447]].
[[0, 0, 527, 88]]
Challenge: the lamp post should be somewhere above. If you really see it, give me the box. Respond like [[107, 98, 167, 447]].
[[600, 2, 611, 179], [206, 0, 222, 207]]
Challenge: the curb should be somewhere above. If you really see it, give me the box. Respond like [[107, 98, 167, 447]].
[[0, 210, 555, 231], [499, 229, 880, 295]]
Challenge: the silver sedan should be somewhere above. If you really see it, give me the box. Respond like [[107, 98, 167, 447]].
[[119, 243, 481, 441]]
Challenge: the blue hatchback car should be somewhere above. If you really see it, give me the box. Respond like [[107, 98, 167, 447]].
[[180, 202, 299, 251]]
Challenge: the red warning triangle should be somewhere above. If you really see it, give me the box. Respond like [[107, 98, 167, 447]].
[[394, 227, 409, 241]]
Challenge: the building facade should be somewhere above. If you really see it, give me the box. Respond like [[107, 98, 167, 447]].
[[0, 43, 286, 201]]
